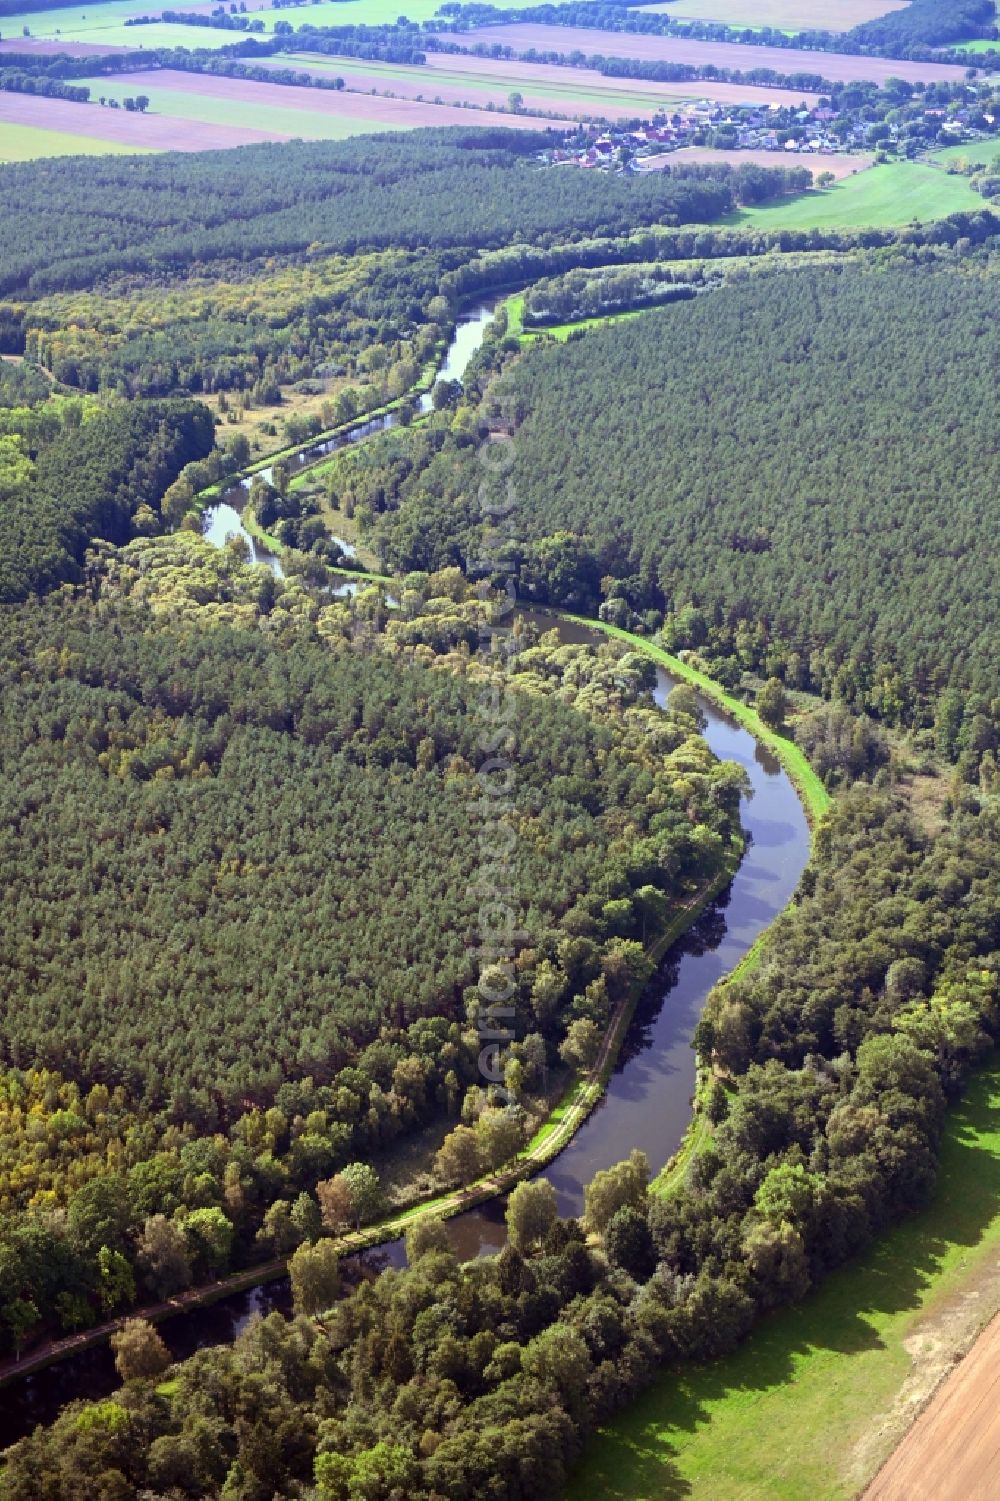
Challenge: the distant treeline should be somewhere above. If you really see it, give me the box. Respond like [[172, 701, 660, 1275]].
[[435, 0, 999, 65], [0, 69, 89, 101]]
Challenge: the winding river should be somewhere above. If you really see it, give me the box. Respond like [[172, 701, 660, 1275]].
[[201, 297, 504, 569], [0, 299, 811, 1448]]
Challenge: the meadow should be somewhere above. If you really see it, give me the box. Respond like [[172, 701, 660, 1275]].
[[732, 158, 987, 227], [0, 115, 150, 157], [639, 0, 909, 29], [564, 1064, 1000, 1501], [929, 138, 1000, 168]]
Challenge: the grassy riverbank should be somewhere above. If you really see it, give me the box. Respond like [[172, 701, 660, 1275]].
[[564, 1061, 1000, 1501], [564, 614, 831, 826]]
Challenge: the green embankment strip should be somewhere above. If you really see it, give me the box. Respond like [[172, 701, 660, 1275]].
[[549, 613, 829, 1198], [565, 614, 831, 826], [565, 1061, 1000, 1501], [502, 291, 647, 344]]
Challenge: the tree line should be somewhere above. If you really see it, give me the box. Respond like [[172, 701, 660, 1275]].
[[0, 397, 213, 602], [1, 781, 995, 1498], [437, 0, 999, 65], [0, 535, 741, 1353]]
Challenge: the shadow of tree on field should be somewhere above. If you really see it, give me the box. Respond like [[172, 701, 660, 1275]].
[[564, 1068, 1000, 1501]]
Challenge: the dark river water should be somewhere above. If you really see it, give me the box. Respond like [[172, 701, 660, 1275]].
[[0, 302, 811, 1446], [0, 609, 809, 1446], [200, 297, 503, 568]]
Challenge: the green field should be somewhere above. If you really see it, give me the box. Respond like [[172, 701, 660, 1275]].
[[732, 159, 985, 228], [948, 38, 1000, 53], [1, 0, 235, 50], [929, 139, 1000, 168], [78, 75, 399, 138], [0, 0, 583, 47], [0, 121, 150, 158], [565, 1063, 1000, 1501]]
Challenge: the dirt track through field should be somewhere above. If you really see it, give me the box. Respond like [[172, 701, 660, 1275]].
[[436, 24, 970, 85], [862, 1311, 1000, 1501]]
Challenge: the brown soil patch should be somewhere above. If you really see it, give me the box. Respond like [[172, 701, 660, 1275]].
[[0, 89, 281, 149], [643, 145, 871, 177], [437, 24, 970, 85], [0, 37, 128, 56], [859, 1293, 1000, 1501], [653, 0, 909, 30]]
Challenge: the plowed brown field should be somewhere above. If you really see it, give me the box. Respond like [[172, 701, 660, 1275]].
[[863, 1311, 1000, 1501], [435, 25, 970, 85]]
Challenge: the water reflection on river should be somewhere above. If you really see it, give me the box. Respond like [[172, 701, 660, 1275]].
[[0, 306, 812, 1447]]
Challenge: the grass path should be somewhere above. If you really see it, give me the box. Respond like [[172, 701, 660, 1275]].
[[564, 1064, 1000, 1501]]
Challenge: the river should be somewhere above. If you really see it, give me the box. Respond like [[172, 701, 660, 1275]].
[[200, 297, 503, 569], [0, 609, 809, 1446], [0, 301, 811, 1447]]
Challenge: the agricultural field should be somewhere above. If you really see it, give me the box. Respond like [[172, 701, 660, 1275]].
[[0, 115, 150, 157], [634, 0, 909, 29], [948, 37, 1000, 53], [0, 85, 272, 148], [9, 69, 567, 154], [0, 0, 441, 51], [731, 158, 989, 226], [564, 1066, 1000, 1501], [0, 0, 585, 50], [643, 144, 870, 178], [438, 24, 972, 85], [276, 49, 823, 114], [929, 138, 1000, 168]]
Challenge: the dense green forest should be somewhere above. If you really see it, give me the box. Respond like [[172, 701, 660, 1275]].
[[20, 249, 446, 398], [2, 784, 995, 1498], [0, 113, 997, 1495], [0, 130, 772, 298], [0, 534, 741, 1352], [355, 252, 999, 754], [851, 0, 997, 49], [0, 397, 213, 602]]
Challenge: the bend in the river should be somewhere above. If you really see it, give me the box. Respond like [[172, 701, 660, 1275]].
[[0, 300, 819, 1447]]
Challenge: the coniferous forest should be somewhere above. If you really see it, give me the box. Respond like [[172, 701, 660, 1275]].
[[0, 110, 997, 1501]]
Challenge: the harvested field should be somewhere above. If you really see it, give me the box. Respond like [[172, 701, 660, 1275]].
[[0, 37, 126, 56], [277, 49, 821, 113], [640, 0, 909, 29], [86, 68, 575, 133], [862, 1313, 1000, 1501], [0, 89, 279, 149], [643, 145, 871, 178], [436, 25, 971, 85]]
